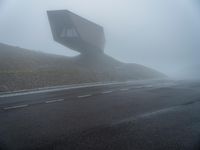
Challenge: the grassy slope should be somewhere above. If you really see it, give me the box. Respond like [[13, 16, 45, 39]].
[[0, 43, 165, 92]]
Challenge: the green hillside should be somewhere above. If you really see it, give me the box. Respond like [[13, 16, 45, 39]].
[[0, 43, 165, 92]]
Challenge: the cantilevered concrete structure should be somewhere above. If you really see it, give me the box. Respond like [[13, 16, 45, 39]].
[[47, 10, 105, 54]]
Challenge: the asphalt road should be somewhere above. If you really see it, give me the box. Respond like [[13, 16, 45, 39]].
[[0, 79, 200, 150]]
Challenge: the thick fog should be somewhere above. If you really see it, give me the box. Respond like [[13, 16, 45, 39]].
[[0, 0, 200, 78]]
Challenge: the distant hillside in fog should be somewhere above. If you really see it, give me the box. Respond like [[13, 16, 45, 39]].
[[0, 43, 165, 92], [178, 65, 200, 79]]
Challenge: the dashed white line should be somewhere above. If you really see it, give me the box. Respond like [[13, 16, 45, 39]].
[[120, 88, 129, 91], [3, 104, 29, 110], [45, 99, 64, 104], [102, 91, 113, 94], [78, 94, 92, 98], [145, 85, 153, 88]]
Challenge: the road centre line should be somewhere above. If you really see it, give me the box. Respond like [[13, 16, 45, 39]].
[[78, 94, 92, 98], [120, 88, 129, 91], [45, 99, 65, 104], [3, 104, 29, 110], [102, 91, 113, 94]]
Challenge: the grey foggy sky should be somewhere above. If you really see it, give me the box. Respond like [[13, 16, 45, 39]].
[[0, 0, 200, 77]]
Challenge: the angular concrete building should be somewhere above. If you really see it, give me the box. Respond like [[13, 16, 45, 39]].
[[47, 10, 105, 54]]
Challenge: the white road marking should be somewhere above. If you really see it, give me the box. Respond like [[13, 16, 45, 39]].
[[0, 81, 131, 98], [102, 91, 113, 94], [0, 79, 169, 98], [45, 99, 64, 104], [3, 104, 28, 110], [138, 107, 177, 118], [78, 95, 92, 98], [120, 88, 129, 91], [114, 106, 178, 125], [145, 85, 154, 88]]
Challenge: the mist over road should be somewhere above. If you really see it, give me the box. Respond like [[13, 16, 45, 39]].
[[0, 79, 200, 150]]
